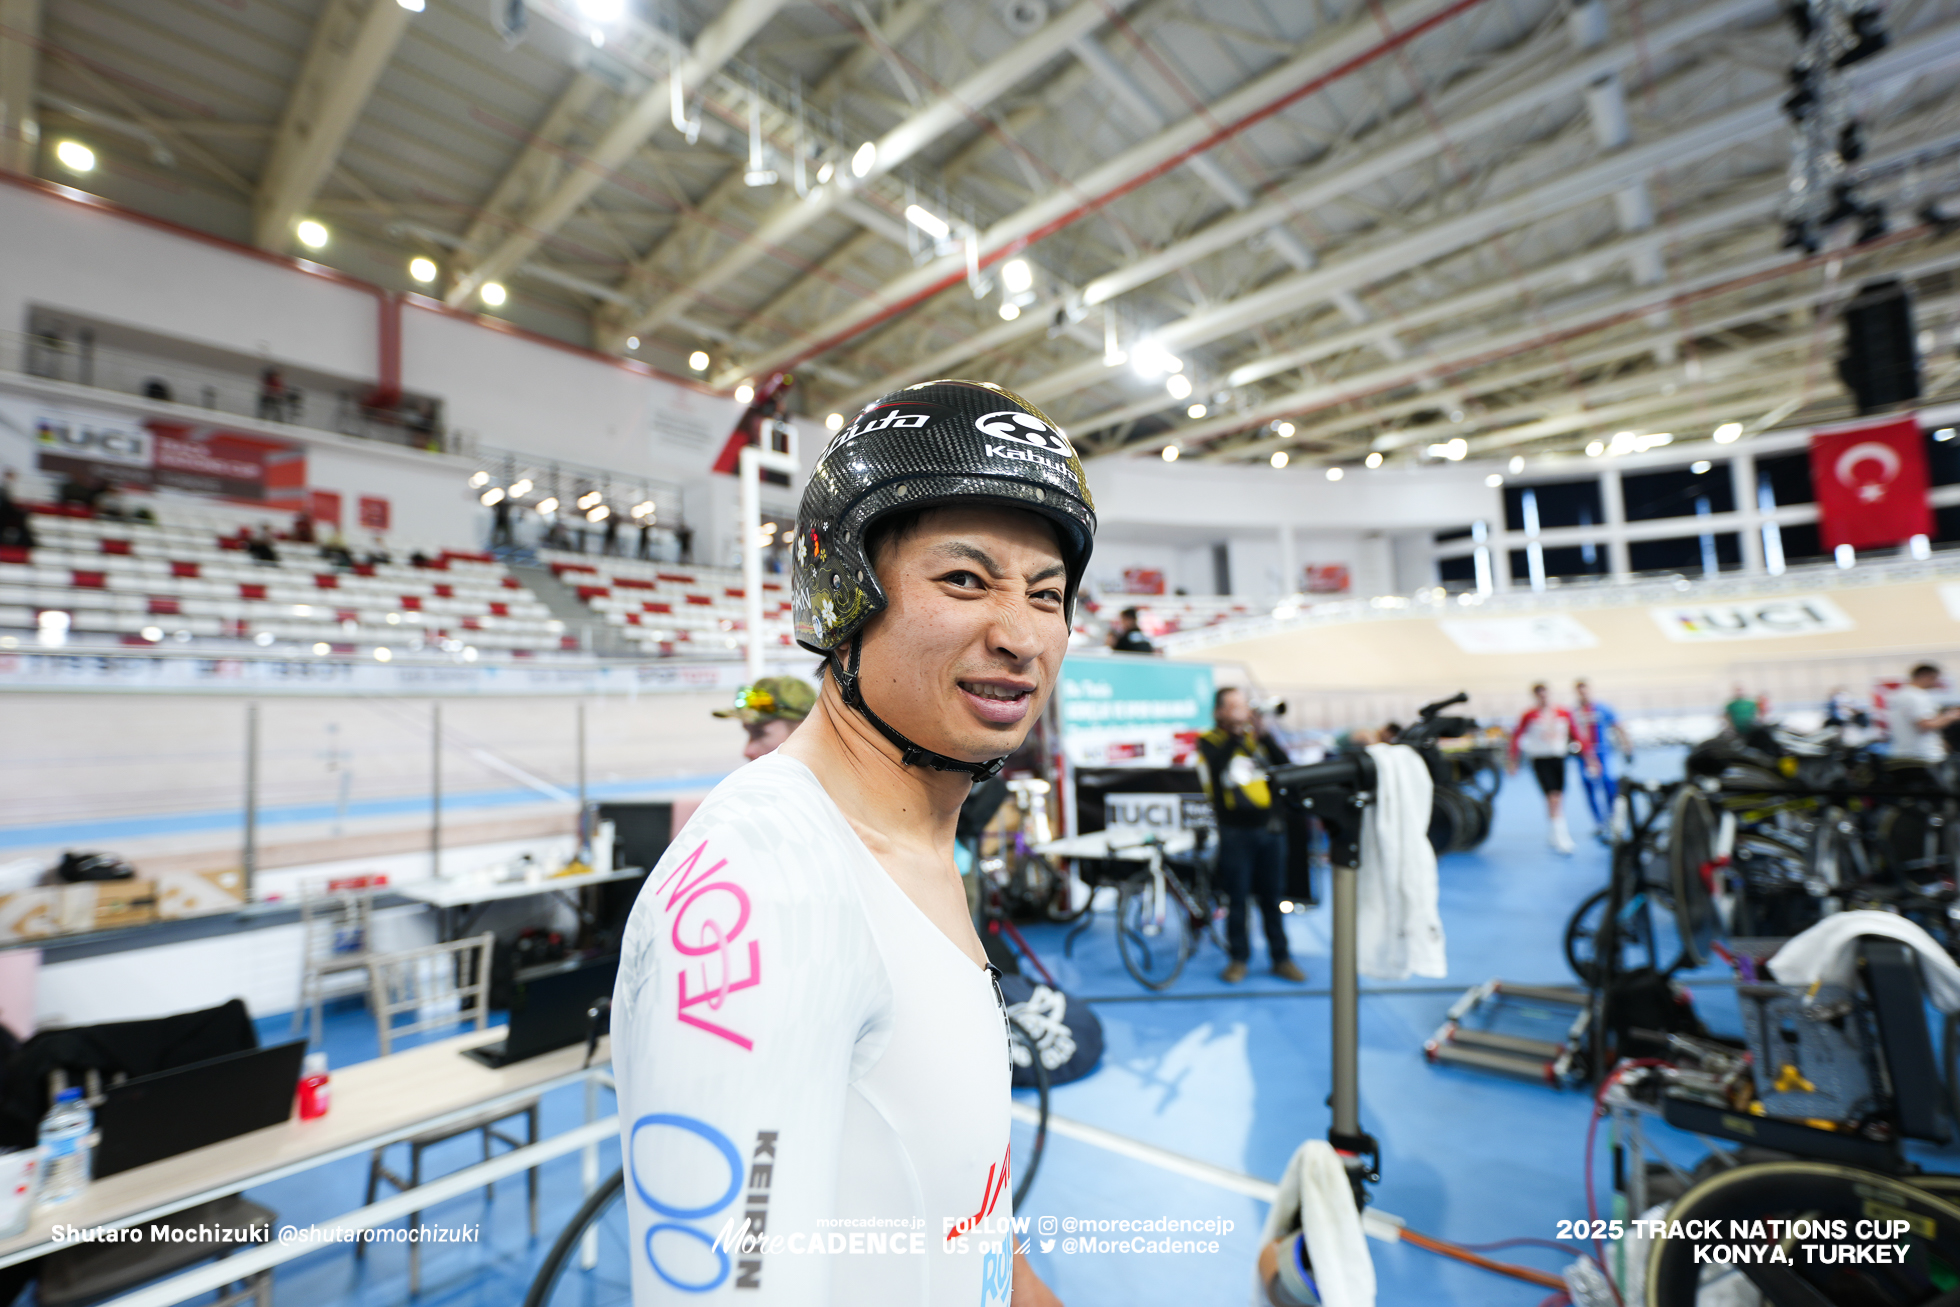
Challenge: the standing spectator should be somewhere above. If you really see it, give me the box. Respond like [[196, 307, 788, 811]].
[[1508, 682, 1597, 855], [1890, 664, 1959, 765], [675, 523, 694, 564], [0, 470, 32, 548], [491, 497, 514, 548], [1196, 687, 1306, 984], [1571, 679, 1632, 840], [289, 513, 315, 544], [1106, 606, 1155, 654], [1723, 685, 1758, 735], [636, 519, 653, 560], [712, 676, 815, 762], [257, 368, 287, 422], [363, 534, 392, 566], [602, 513, 620, 557]]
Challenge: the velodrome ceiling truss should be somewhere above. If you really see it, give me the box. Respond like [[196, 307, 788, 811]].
[[12, 0, 1960, 468]]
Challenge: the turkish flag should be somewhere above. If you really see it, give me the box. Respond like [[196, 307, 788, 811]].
[[1809, 417, 1932, 550]]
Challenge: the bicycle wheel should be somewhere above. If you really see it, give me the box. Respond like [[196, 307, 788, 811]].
[[1563, 887, 1677, 984], [523, 1167, 630, 1307], [1645, 1160, 1960, 1306], [1034, 854, 1095, 924], [1116, 869, 1192, 990], [1006, 1015, 1049, 1211]]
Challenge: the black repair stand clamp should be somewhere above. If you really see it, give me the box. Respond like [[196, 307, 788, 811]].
[[1272, 752, 1382, 1208]]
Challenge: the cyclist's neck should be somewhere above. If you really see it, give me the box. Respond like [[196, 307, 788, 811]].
[[778, 682, 972, 848]]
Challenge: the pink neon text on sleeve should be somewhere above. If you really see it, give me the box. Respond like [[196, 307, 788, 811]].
[[657, 840, 762, 1051]]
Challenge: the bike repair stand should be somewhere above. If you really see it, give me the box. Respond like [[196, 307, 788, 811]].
[[1279, 754, 1383, 1204]]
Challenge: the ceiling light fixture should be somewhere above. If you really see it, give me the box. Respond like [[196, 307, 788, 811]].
[[904, 205, 950, 241], [688, 351, 710, 372], [625, 336, 640, 350], [1365, 451, 1383, 469], [408, 256, 437, 283], [1001, 259, 1033, 295], [1162, 446, 1179, 462], [999, 302, 1020, 321], [1712, 422, 1743, 443], [480, 282, 507, 307], [1326, 467, 1343, 481], [734, 383, 755, 404], [54, 140, 95, 172], [1187, 403, 1206, 419], [852, 141, 877, 178], [295, 220, 329, 250], [1165, 374, 1192, 400], [825, 413, 844, 431], [1271, 451, 1289, 469]]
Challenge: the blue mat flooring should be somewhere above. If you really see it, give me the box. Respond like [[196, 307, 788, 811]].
[[66, 747, 1960, 1305]]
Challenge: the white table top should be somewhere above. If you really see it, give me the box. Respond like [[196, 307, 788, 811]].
[[0, 1027, 611, 1268], [392, 866, 644, 909], [1033, 829, 1197, 860]]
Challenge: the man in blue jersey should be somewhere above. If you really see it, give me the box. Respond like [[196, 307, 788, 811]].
[[614, 382, 1078, 1304], [1571, 679, 1632, 838]]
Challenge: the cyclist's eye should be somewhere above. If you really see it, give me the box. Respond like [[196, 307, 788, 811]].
[[1031, 588, 1062, 606], [938, 570, 982, 589]]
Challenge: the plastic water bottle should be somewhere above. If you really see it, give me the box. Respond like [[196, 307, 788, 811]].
[[37, 1089, 92, 1209]]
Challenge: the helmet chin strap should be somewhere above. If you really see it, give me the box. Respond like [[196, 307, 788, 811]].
[[830, 638, 1007, 781]]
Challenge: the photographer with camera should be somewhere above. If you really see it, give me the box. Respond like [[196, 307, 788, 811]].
[[1197, 688, 1307, 985]]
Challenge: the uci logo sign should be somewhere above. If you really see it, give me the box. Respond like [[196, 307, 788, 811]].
[[974, 410, 1073, 457]]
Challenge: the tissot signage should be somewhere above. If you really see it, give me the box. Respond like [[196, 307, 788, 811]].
[[1649, 595, 1855, 642]]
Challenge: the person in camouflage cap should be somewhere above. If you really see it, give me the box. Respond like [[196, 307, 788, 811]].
[[713, 675, 815, 761]]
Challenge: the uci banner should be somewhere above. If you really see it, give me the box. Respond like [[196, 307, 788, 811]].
[[1056, 657, 1215, 768]]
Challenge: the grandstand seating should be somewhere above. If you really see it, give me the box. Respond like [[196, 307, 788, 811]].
[[538, 549, 793, 656], [1084, 593, 1258, 637], [0, 504, 570, 656]]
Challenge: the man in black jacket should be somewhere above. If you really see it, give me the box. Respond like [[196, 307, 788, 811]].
[[1196, 687, 1306, 984]]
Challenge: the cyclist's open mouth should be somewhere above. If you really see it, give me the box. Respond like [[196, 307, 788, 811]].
[[957, 678, 1035, 725]]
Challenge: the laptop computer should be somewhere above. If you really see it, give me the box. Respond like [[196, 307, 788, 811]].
[[463, 954, 617, 1070], [93, 1040, 308, 1179]]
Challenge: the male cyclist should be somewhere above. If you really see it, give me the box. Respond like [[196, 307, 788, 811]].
[[1570, 679, 1632, 839], [712, 675, 814, 761], [615, 381, 1082, 1304]]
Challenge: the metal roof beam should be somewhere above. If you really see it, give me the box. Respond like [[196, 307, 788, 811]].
[[1020, 19, 1960, 417], [608, 0, 1137, 350], [446, 0, 788, 308], [253, 0, 413, 251], [0, 0, 42, 177], [590, 0, 950, 348], [712, 0, 1478, 387]]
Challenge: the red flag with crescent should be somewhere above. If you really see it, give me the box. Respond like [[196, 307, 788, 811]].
[[1808, 417, 1932, 550]]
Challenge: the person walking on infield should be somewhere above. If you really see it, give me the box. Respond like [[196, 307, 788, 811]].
[[1890, 663, 1960, 765], [1509, 682, 1597, 854], [614, 381, 1078, 1305], [1571, 679, 1632, 838], [1197, 688, 1307, 985]]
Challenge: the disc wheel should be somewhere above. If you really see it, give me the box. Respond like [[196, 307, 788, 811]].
[[1665, 786, 1722, 967], [1116, 869, 1193, 990], [1646, 1160, 1960, 1306], [523, 1167, 629, 1307]]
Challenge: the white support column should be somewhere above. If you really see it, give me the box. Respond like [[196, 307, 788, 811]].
[[1732, 450, 1764, 573], [1277, 523, 1297, 598], [0, 0, 42, 177], [1599, 465, 1631, 578], [739, 425, 798, 682]]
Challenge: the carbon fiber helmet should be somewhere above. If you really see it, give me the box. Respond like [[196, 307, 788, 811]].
[[791, 378, 1097, 777]]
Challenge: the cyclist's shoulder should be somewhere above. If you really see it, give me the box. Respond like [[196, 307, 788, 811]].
[[656, 755, 850, 880]]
